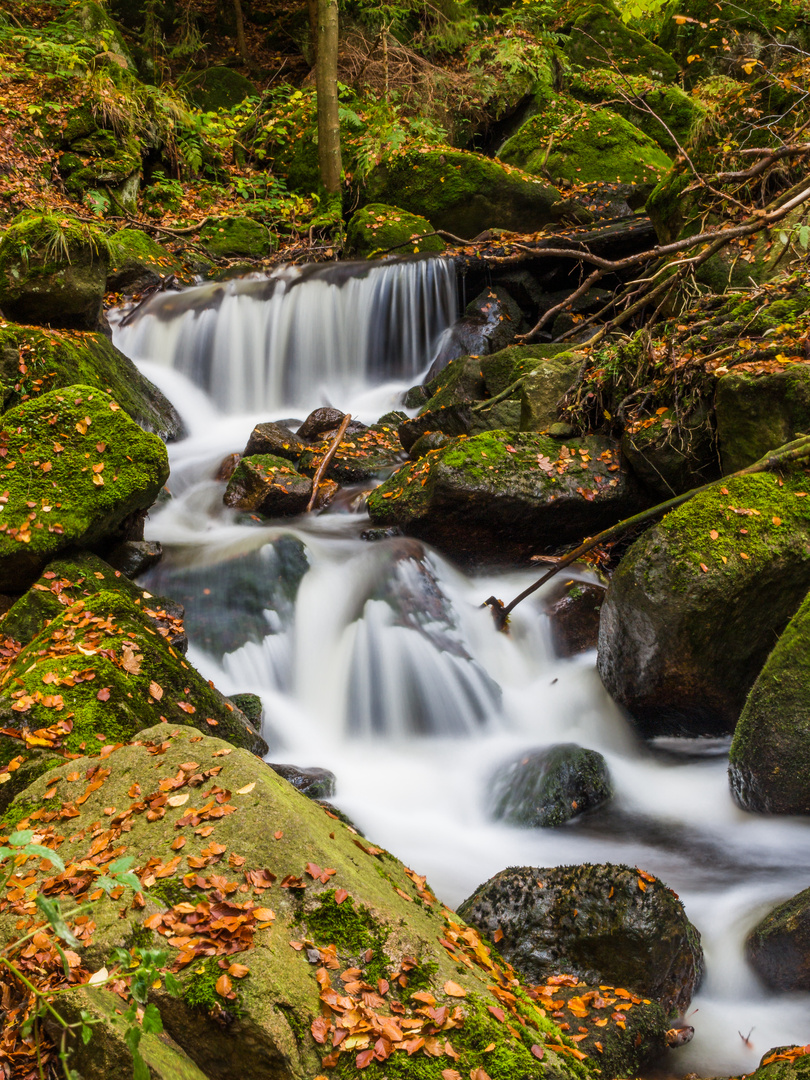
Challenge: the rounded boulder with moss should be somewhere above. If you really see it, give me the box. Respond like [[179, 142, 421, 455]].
[[346, 204, 445, 259], [199, 217, 276, 260]]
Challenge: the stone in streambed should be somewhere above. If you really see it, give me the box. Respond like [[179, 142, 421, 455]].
[[345, 203, 445, 258], [458, 862, 703, 1016], [243, 421, 305, 461], [0, 385, 168, 592], [268, 762, 336, 799], [487, 743, 612, 827], [746, 886, 810, 991], [547, 580, 605, 656], [729, 591, 810, 814], [368, 430, 644, 565], [297, 423, 404, 485], [598, 467, 810, 737], [1, 723, 585, 1080], [224, 454, 312, 516]]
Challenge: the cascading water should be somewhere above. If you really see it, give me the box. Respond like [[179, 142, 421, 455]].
[[114, 256, 810, 1077]]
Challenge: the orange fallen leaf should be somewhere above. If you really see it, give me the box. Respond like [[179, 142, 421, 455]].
[[443, 981, 467, 998], [215, 973, 232, 997]]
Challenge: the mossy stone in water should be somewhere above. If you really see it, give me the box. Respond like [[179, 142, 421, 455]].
[[488, 743, 612, 827], [0, 323, 183, 441], [499, 95, 672, 188], [0, 385, 168, 591], [361, 147, 564, 240], [746, 886, 810, 990], [458, 862, 703, 1016], [730, 592, 810, 814], [346, 204, 445, 258], [598, 469, 810, 737], [224, 454, 311, 515]]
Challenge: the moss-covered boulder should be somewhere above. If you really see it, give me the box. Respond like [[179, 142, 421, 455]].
[[0, 385, 168, 590], [182, 66, 258, 111], [499, 96, 672, 188], [361, 148, 567, 239], [0, 586, 265, 756], [0, 723, 589, 1080], [224, 454, 312, 516], [598, 468, 810, 737], [458, 863, 703, 1016], [0, 215, 110, 330], [569, 70, 702, 154], [621, 403, 718, 498], [519, 355, 582, 432], [487, 744, 612, 828], [367, 431, 644, 564], [746, 887, 810, 991], [716, 365, 810, 474], [345, 204, 445, 258], [243, 421, 305, 461], [59, 129, 142, 215], [729, 591, 810, 814], [0, 323, 183, 440], [198, 217, 276, 259], [565, 3, 680, 82], [107, 228, 182, 294], [58, 0, 137, 72]]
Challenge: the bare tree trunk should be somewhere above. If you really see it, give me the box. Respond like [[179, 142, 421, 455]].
[[307, 0, 318, 66], [232, 0, 249, 66], [316, 0, 342, 195]]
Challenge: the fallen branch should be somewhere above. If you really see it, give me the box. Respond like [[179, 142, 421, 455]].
[[483, 434, 810, 631], [306, 413, 352, 512]]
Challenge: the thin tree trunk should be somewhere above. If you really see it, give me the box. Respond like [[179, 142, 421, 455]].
[[316, 0, 342, 195], [307, 0, 318, 65], [232, 0, 249, 66]]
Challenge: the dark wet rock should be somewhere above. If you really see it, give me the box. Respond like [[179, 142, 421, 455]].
[[547, 581, 606, 657], [297, 424, 404, 484], [215, 452, 241, 481], [268, 762, 337, 800], [729, 591, 810, 814], [376, 410, 409, 428], [224, 454, 312, 516], [369, 430, 644, 565], [106, 229, 181, 294], [409, 431, 454, 460], [519, 355, 582, 432], [419, 355, 487, 408], [598, 469, 810, 737], [716, 365, 810, 474], [747, 887, 810, 991], [297, 407, 348, 441], [397, 404, 473, 452], [142, 535, 308, 660], [228, 691, 263, 734], [104, 540, 163, 579], [622, 402, 719, 498], [360, 526, 403, 542], [243, 421, 305, 462], [487, 743, 612, 827], [457, 863, 704, 1016]]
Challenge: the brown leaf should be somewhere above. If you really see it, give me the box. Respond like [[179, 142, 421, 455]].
[[149, 681, 163, 700], [228, 963, 250, 978], [215, 973, 232, 997], [96, 687, 110, 701], [444, 981, 467, 998]]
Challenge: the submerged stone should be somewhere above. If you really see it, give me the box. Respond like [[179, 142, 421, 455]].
[[746, 887, 810, 991], [487, 743, 612, 827]]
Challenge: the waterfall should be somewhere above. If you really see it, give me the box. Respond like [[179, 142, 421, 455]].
[[113, 256, 457, 414]]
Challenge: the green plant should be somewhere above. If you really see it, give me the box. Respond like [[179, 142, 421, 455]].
[[0, 830, 181, 1079]]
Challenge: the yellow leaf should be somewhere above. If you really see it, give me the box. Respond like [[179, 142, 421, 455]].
[[237, 782, 256, 794]]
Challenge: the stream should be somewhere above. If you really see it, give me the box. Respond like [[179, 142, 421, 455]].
[[113, 257, 810, 1077]]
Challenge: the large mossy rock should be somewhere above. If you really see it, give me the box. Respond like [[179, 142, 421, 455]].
[[0, 385, 169, 591], [199, 217, 276, 259], [716, 365, 810, 474], [367, 430, 644, 564], [729, 592, 810, 814], [598, 469, 810, 737], [59, 129, 142, 215], [565, 2, 680, 82], [0, 724, 588, 1080], [458, 863, 703, 1016], [569, 70, 702, 155], [0, 323, 183, 440], [297, 423, 405, 484], [223, 454, 312, 516], [500, 96, 672, 188], [107, 228, 182, 294], [345, 204, 445, 258], [487, 744, 612, 828], [0, 215, 110, 330], [58, 0, 137, 72], [621, 403, 718, 498], [741, 1048, 810, 1080], [746, 887, 810, 991], [361, 148, 567, 239], [182, 66, 258, 111]]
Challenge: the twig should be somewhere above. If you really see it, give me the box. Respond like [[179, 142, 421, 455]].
[[306, 413, 351, 512], [483, 434, 810, 630]]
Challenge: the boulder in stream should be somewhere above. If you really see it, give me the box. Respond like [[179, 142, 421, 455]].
[[547, 581, 606, 656], [1, 723, 589, 1080], [598, 468, 810, 737], [729, 590, 810, 814], [368, 430, 645, 565], [487, 743, 612, 827], [746, 886, 810, 992], [268, 762, 337, 799], [457, 863, 704, 1016], [224, 454, 312, 516]]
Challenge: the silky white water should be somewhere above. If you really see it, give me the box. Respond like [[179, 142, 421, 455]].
[[114, 259, 810, 1077]]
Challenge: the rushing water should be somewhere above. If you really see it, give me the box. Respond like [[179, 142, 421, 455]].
[[114, 258, 810, 1077]]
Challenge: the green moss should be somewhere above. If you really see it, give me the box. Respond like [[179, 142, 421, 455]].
[[500, 94, 672, 186], [199, 217, 276, 259], [304, 891, 389, 975], [346, 204, 445, 259], [566, 3, 679, 81], [183, 956, 245, 1017], [181, 66, 258, 112]]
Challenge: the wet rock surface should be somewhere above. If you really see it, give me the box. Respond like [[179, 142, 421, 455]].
[[547, 581, 605, 656], [487, 743, 612, 827], [747, 887, 810, 992]]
